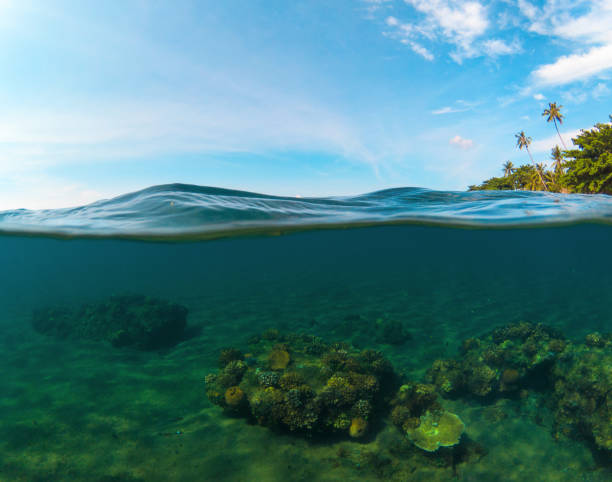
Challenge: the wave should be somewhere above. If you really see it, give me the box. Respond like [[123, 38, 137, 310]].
[[1, 183, 612, 240]]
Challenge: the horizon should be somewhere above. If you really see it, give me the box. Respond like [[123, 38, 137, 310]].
[[1, 0, 612, 209]]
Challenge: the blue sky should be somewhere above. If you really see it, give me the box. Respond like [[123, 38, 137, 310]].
[[1, 0, 611, 208]]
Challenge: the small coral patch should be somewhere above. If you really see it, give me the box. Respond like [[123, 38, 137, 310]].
[[268, 348, 291, 370], [224, 386, 245, 407], [349, 417, 368, 438], [407, 411, 465, 452]]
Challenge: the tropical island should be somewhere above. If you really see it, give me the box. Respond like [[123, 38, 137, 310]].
[[469, 105, 612, 195]]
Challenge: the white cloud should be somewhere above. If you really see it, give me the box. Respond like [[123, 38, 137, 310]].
[[482, 38, 521, 57], [593, 82, 611, 99], [530, 129, 581, 153], [406, 0, 489, 61], [380, 1, 521, 63], [533, 44, 612, 86], [432, 106, 457, 115], [432, 106, 467, 115], [402, 39, 434, 60], [561, 89, 588, 105], [523, 0, 612, 86], [449, 135, 474, 149], [533, 93, 545, 101], [431, 99, 477, 115], [385, 15, 398, 26]]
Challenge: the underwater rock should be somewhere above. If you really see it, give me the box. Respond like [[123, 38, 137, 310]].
[[406, 411, 465, 452], [31, 294, 188, 350], [205, 332, 399, 438], [427, 322, 567, 398]]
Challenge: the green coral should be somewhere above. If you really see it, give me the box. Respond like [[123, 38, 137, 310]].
[[407, 411, 465, 452]]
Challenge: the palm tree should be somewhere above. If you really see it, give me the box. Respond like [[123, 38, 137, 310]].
[[542, 102, 567, 149], [527, 168, 541, 191], [550, 146, 564, 175], [516, 131, 548, 190], [502, 161, 515, 177]]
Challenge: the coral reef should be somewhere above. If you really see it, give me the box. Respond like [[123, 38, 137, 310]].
[[389, 383, 464, 452], [205, 331, 398, 438], [31, 294, 188, 350], [407, 411, 465, 452], [427, 322, 567, 397], [426, 323, 612, 462], [551, 333, 612, 456]]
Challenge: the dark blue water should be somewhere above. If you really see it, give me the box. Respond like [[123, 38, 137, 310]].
[[0, 184, 611, 481]]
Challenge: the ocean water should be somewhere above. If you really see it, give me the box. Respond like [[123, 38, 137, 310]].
[[1, 184, 611, 481]]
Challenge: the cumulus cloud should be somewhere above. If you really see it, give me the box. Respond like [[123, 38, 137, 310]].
[[406, 0, 489, 61], [523, 0, 612, 86], [449, 135, 474, 149], [533, 44, 612, 86], [381, 0, 522, 63]]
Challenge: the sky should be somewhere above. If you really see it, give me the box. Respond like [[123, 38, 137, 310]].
[[1, 0, 612, 209]]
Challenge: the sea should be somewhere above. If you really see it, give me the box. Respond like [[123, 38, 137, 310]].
[[0, 183, 611, 481]]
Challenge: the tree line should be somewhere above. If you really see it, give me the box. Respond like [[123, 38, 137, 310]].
[[469, 104, 612, 195]]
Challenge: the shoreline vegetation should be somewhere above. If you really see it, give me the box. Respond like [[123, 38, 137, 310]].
[[469, 106, 612, 195]]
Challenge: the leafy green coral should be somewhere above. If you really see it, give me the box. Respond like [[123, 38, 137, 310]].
[[407, 411, 465, 452]]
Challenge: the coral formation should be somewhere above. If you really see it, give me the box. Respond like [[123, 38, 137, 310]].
[[407, 411, 465, 452], [224, 386, 245, 407], [389, 382, 464, 452], [205, 331, 398, 438], [268, 347, 291, 370], [349, 417, 368, 438], [426, 323, 612, 462], [31, 294, 188, 350], [551, 333, 612, 455], [427, 322, 567, 397]]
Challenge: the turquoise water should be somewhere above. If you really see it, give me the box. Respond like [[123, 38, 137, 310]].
[[0, 185, 611, 481]]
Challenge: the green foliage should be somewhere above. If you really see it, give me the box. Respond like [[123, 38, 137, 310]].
[[470, 115, 612, 194], [468, 164, 540, 191], [560, 118, 612, 194]]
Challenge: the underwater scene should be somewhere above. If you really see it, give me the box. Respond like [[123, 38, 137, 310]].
[[1, 184, 612, 481]]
